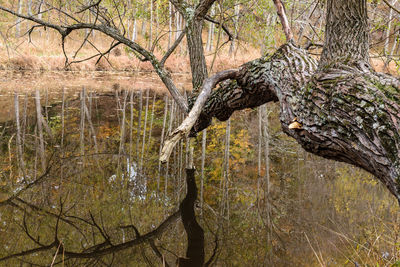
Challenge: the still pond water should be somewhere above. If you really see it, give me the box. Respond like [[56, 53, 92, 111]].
[[0, 71, 398, 266]]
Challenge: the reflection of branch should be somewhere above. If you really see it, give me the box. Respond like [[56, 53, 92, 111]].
[[0, 241, 59, 262], [0, 161, 53, 207], [204, 230, 219, 266], [0, 205, 64, 263], [149, 240, 170, 267], [0, 210, 180, 262]]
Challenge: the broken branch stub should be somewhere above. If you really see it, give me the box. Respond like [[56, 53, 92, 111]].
[[160, 69, 240, 163]]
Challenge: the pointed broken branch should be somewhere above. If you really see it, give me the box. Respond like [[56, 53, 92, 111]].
[[160, 69, 239, 163]]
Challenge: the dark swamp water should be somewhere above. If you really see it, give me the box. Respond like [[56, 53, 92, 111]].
[[0, 73, 399, 266]]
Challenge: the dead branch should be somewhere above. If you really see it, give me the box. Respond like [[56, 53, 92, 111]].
[[160, 69, 239, 163]]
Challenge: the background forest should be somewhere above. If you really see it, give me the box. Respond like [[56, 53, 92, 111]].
[[0, 0, 399, 266]]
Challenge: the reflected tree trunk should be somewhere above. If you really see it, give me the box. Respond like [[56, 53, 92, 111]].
[[14, 93, 26, 178], [200, 129, 206, 214], [147, 93, 156, 150], [257, 106, 262, 208], [140, 89, 149, 170], [80, 89, 86, 158], [118, 91, 128, 169], [178, 168, 204, 267], [35, 90, 45, 171], [136, 90, 143, 162], [262, 104, 271, 263], [22, 93, 28, 150], [158, 95, 168, 193]]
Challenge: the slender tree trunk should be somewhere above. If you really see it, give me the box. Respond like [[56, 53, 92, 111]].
[[80, 89, 86, 158], [257, 106, 262, 207], [27, 0, 31, 16], [129, 91, 134, 180], [149, 0, 153, 49], [16, 0, 23, 37], [84, 96, 98, 153], [119, 91, 128, 159], [384, 0, 397, 55], [229, 2, 240, 55], [168, 2, 172, 49], [206, 5, 215, 52], [132, 17, 137, 42], [22, 93, 28, 149], [262, 105, 271, 262]]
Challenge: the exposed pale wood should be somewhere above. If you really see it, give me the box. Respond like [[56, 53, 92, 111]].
[[160, 69, 239, 163]]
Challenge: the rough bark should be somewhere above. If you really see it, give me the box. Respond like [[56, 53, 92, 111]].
[[319, 0, 369, 68], [191, 40, 400, 204], [186, 18, 208, 93]]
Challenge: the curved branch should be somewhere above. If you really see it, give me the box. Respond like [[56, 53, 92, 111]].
[[160, 69, 240, 163]]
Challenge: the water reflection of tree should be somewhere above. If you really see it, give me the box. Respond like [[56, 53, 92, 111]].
[[0, 83, 399, 265], [0, 90, 213, 266]]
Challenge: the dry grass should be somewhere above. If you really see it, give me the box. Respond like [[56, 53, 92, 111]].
[[0, 30, 260, 73]]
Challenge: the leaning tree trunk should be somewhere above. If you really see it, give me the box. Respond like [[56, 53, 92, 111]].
[[191, 0, 400, 204]]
